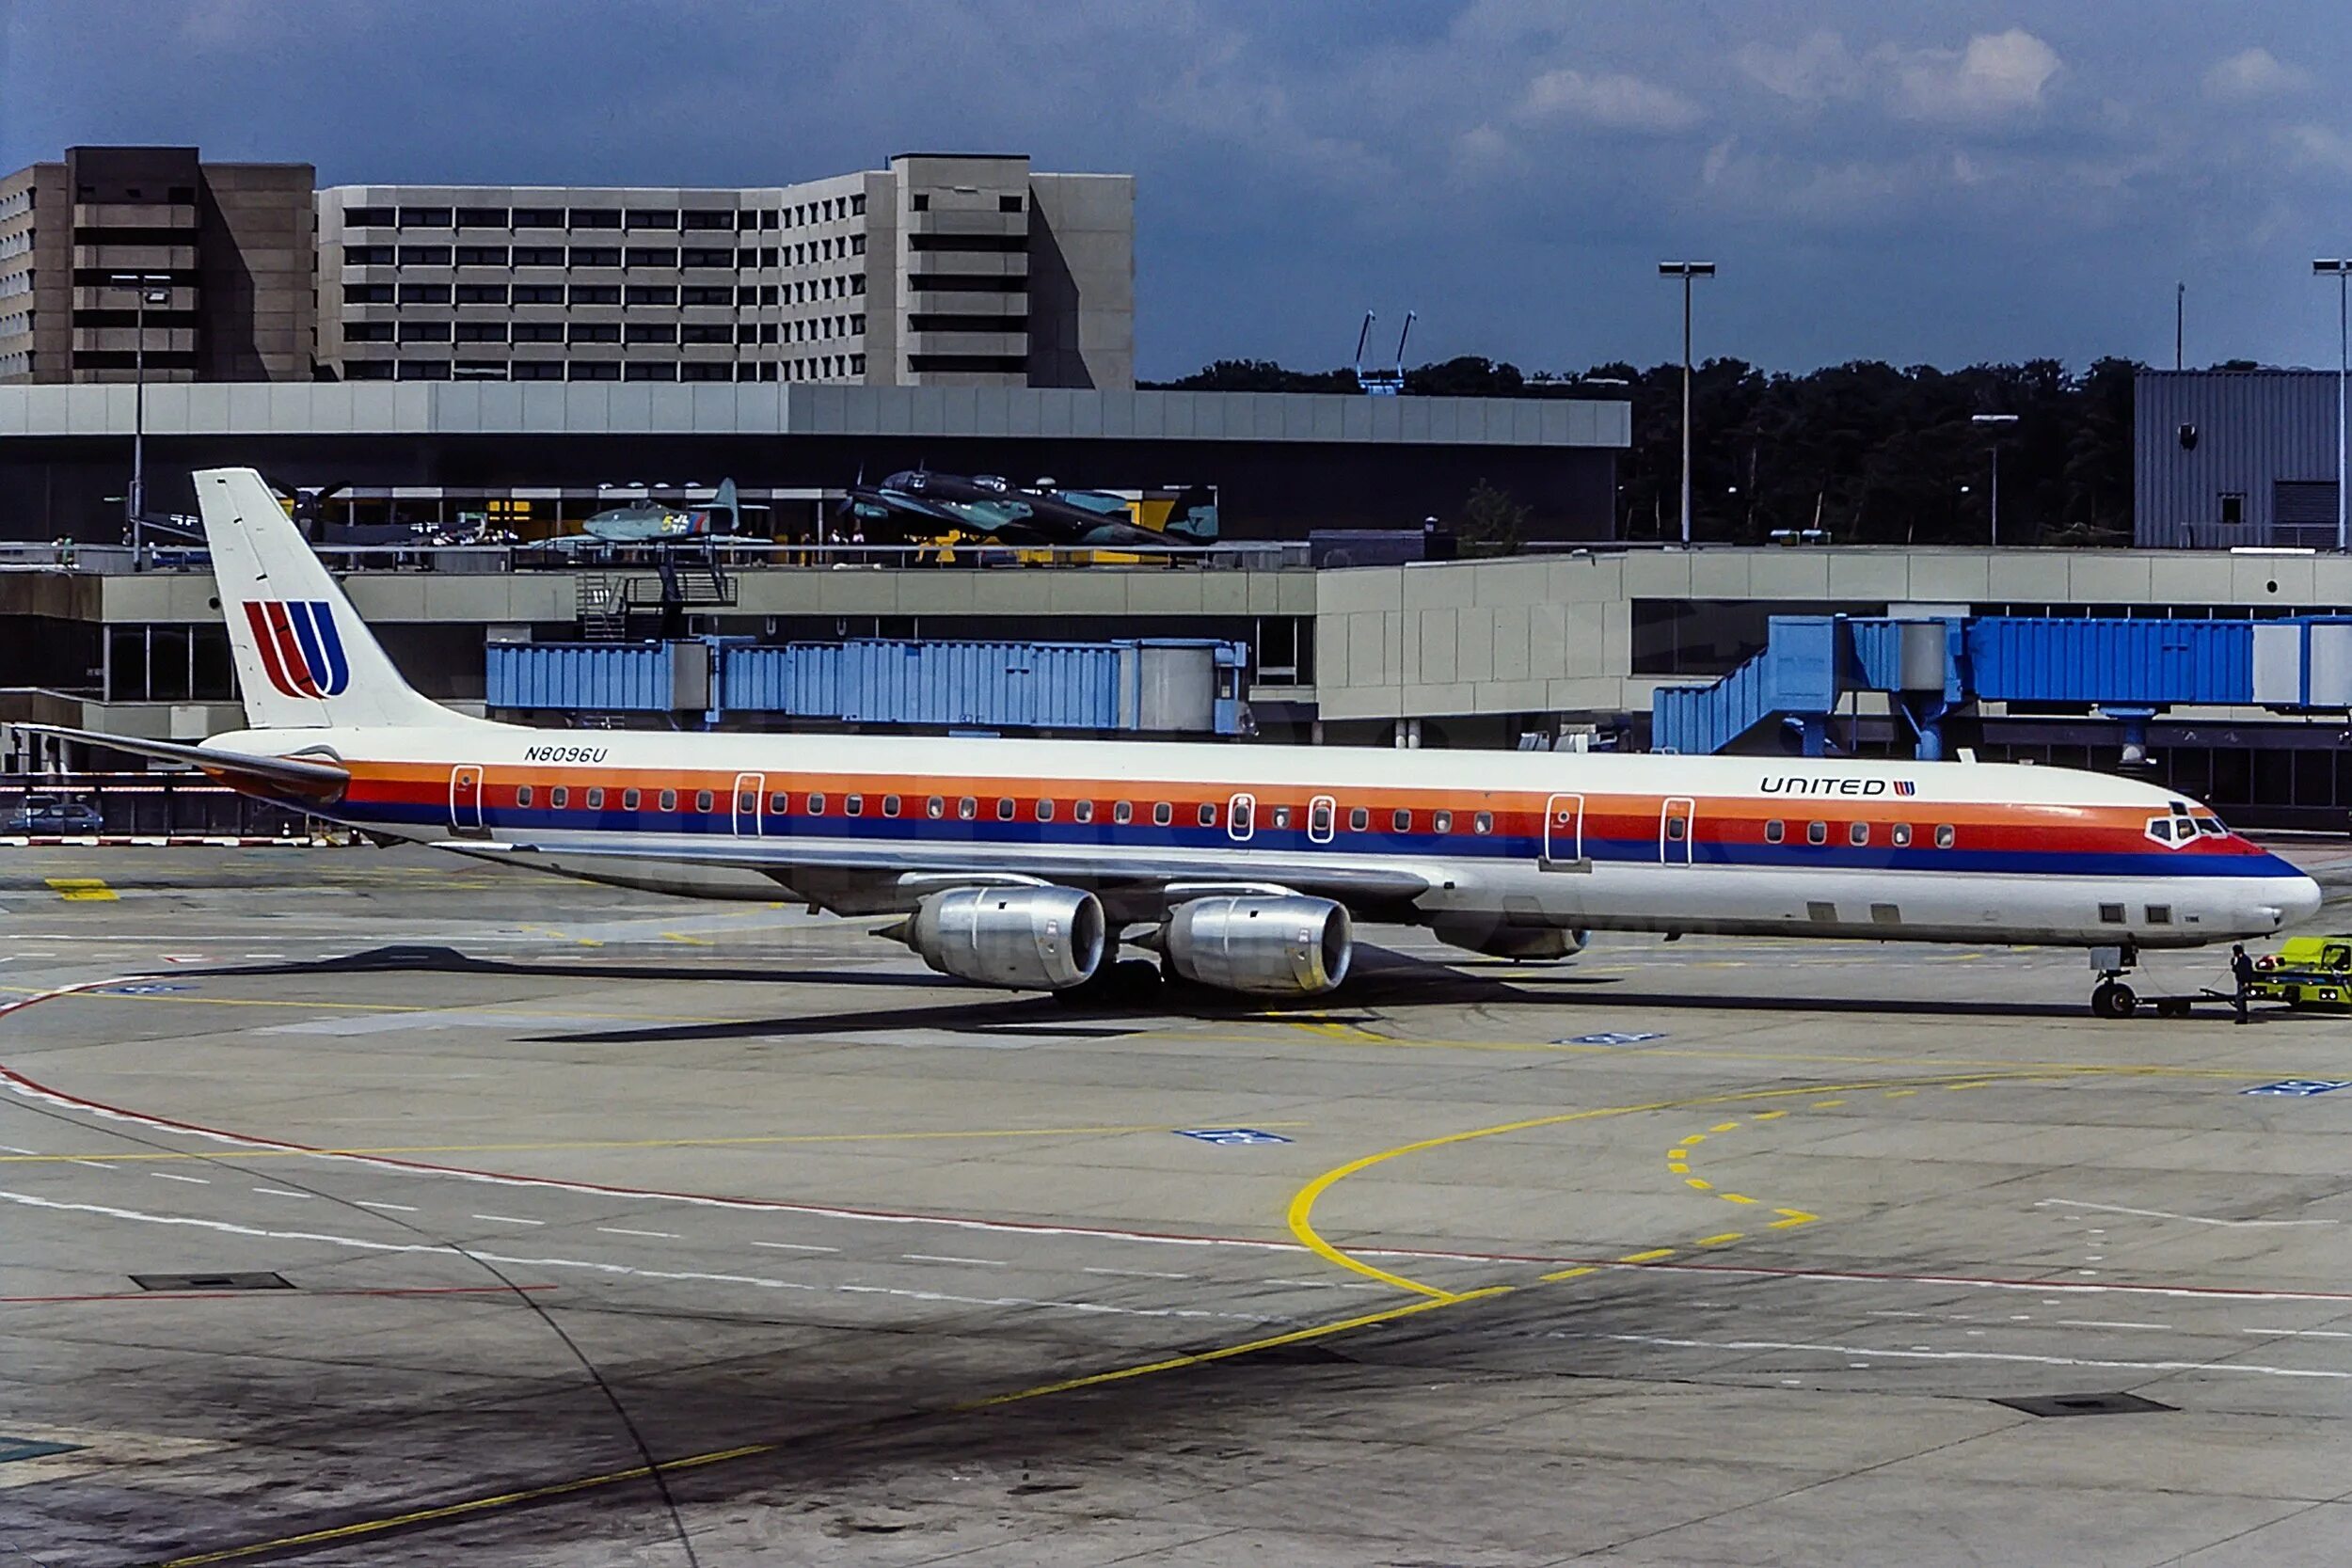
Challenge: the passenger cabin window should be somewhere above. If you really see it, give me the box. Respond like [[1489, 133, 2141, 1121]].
[[1891, 823, 1912, 847], [769, 792, 788, 814], [882, 794, 901, 817], [1189, 801, 1211, 827], [996, 798, 1015, 820], [1764, 819, 1785, 844], [958, 797, 977, 820], [1666, 816, 1687, 841], [1433, 810, 1452, 833], [1473, 812, 1493, 834], [1114, 801, 1134, 824], [516, 785, 534, 807], [2145, 905, 2172, 925], [623, 788, 641, 810], [1274, 805, 1295, 830], [586, 788, 604, 810], [1348, 806, 1369, 832], [737, 791, 756, 814], [1934, 824, 1956, 848], [808, 793, 826, 815], [1806, 820, 1828, 845], [1152, 801, 1173, 827], [695, 790, 714, 813], [1309, 800, 1332, 836], [550, 787, 568, 809], [845, 794, 863, 816], [2099, 903, 2125, 924], [660, 789, 677, 812], [1037, 799, 1055, 821], [1230, 799, 1250, 832], [1073, 800, 1094, 823], [1391, 809, 1411, 832], [1849, 821, 1869, 847]]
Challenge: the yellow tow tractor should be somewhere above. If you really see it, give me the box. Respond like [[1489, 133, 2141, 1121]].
[[2249, 936, 2352, 1009]]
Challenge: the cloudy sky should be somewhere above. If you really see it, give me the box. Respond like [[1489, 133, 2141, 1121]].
[[8, 1, 2352, 379]]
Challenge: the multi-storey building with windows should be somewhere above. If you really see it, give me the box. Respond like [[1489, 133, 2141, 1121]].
[[315, 153, 1132, 389], [0, 145, 314, 384]]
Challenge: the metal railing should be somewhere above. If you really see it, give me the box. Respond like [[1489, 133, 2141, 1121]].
[[0, 537, 1314, 576]]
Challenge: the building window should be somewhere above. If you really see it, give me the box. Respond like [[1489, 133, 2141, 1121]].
[[682, 323, 731, 344], [568, 323, 620, 342], [682, 247, 734, 269], [911, 193, 929, 212], [512, 207, 563, 228], [512, 283, 563, 305], [999, 194, 1024, 213], [626, 209, 678, 230], [624, 322, 677, 343], [684, 285, 733, 306], [512, 322, 564, 342], [344, 245, 394, 265], [570, 208, 622, 229], [453, 245, 509, 266], [343, 283, 394, 303], [626, 284, 678, 306], [684, 210, 734, 230], [343, 322, 394, 342], [570, 246, 621, 267], [625, 246, 678, 268], [569, 284, 620, 305], [343, 361, 395, 380], [681, 363, 732, 381], [511, 360, 563, 380], [454, 206, 508, 228], [396, 282, 452, 305], [343, 206, 394, 228], [455, 283, 509, 304], [399, 320, 452, 341], [513, 246, 565, 267], [396, 360, 450, 380], [396, 245, 452, 266], [569, 361, 620, 380], [623, 361, 678, 380], [454, 322, 505, 342], [398, 207, 453, 228], [2220, 492, 2245, 526]]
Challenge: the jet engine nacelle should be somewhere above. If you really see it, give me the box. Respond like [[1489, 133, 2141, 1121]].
[[1163, 895, 1351, 996], [899, 886, 1105, 991], [1428, 912, 1587, 961]]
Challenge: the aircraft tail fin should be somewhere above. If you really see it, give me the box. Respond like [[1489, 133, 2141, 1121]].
[[703, 477, 739, 535], [196, 467, 464, 731], [1164, 485, 1219, 542]]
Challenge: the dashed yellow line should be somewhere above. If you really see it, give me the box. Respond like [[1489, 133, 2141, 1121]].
[[1539, 1264, 1597, 1281], [1770, 1209, 1820, 1228], [1708, 1120, 1740, 1133], [1618, 1247, 1677, 1264], [1718, 1192, 1756, 1205], [1696, 1231, 1742, 1246], [1810, 1099, 1847, 1109], [1684, 1177, 1713, 1191], [44, 878, 117, 901]]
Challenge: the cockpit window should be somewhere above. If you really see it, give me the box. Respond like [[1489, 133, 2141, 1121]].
[[2194, 816, 2227, 837]]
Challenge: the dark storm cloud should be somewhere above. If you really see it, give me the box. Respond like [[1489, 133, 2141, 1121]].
[[8, 0, 2352, 377]]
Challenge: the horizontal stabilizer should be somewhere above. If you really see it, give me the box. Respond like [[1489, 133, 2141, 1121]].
[[13, 725, 349, 801]]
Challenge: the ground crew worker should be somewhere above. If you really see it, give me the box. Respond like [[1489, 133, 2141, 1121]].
[[2232, 942, 2256, 1024]]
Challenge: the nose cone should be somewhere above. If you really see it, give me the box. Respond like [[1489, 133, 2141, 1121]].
[[2279, 871, 2324, 929]]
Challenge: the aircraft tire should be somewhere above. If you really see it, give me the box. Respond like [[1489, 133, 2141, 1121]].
[[2090, 980, 2137, 1020]]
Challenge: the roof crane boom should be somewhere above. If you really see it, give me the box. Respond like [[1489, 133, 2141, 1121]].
[[1392, 310, 1417, 374], [1353, 310, 1376, 377]]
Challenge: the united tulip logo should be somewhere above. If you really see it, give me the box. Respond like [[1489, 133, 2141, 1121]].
[[243, 601, 350, 698]]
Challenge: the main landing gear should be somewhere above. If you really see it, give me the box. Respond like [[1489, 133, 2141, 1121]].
[[2089, 943, 2139, 1020]]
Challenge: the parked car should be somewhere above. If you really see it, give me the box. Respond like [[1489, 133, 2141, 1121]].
[[5, 797, 105, 834]]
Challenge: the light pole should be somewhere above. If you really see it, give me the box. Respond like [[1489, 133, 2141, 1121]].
[[1971, 413, 2019, 546], [1658, 261, 1715, 545], [2316, 260, 2350, 553], [106, 271, 173, 543]]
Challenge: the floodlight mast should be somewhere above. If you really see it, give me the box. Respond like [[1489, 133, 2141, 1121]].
[[1658, 261, 1716, 545]]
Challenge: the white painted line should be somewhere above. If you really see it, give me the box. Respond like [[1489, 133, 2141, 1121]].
[[251, 1187, 311, 1199], [750, 1241, 836, 1254], [1565, 1331, 2352, 1382], [151, 1172, 209, 1185], [69, 1160, 114, 1170], [2054, 1320, 2174, 1331], [903, 1253, 1005, 1267], [1266, 1277, 1342, 1289], [1081, 1266, 1193, 1280], [598, 1227, 679, 1239], [357, 1200, 418, 1212], [2243, 1326, 2352, 1339], [471, 1213, 544, 1227], [2037, 1198, 2336, 1228]]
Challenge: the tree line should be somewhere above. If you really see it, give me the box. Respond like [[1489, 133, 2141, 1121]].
[[1144, 355, 2137, 546]]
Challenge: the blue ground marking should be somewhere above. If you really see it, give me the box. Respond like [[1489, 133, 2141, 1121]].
[[1173, 1128, 1293, 1146], [2241, 1079, 2352, 1098], [0, 1437, 86, 1464], [1556, 1032, 1668, 1047]]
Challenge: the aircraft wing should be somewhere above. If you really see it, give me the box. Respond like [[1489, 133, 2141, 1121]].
[[427, 831, 1441, 911], [12, 725, 350, 803]]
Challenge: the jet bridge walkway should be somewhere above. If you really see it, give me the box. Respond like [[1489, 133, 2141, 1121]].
[[1651, 613, 2352, 757]]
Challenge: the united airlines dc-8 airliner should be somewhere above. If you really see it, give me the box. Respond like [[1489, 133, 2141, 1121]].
[[29, 468, 2321, 1018]]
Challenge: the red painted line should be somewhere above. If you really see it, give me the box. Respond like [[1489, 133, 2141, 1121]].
[[0, 1284, 553, 1306]]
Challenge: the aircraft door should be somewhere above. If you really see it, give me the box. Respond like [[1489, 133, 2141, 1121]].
[[449, 765, 485, 837], [1228, 792, 1256, 843], [1660, 797, 1695, 865], [733, 772, 766, 837], [1542, 793, 1585, 868]]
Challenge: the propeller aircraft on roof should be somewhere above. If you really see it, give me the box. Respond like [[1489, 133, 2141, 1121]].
[[844, 469, 1217, 550]]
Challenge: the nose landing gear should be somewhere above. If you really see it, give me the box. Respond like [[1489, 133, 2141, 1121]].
[[2089, 942, 2139, 1020]]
